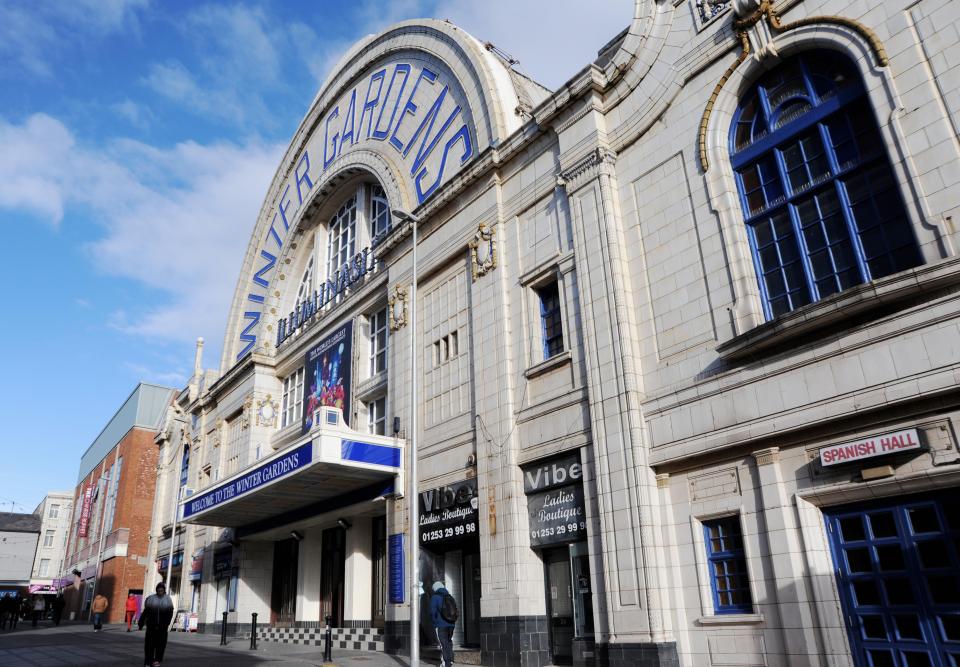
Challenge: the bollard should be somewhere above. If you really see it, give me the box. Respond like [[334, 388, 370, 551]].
[[250, 612, 258, 650], [323, 614, 333, 662], [219, 611, 228, 646]]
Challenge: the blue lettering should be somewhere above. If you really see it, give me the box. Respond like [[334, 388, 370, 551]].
[[415, 122, 472, 203], [372, 64, 411, 141], [390, 67, 437, 152], [358, 69, 386, 140], [340, 90, 357, 148], [278, 186, 294, 230], [406, 85, 449, 167], [294, 151, 314, 205], [247, 293, 265, 303], [253, 250, 277, 288], [324, 106, 340, 169], [268, 221, 283, 249], [236, 311, 261, 360], [410, 104, 461, 178]]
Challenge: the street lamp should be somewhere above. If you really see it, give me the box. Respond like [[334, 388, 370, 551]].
[[391, 207, 420, 665]]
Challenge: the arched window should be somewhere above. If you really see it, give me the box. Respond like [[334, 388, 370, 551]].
[[296, 252, 314, 303], [730, 52, 921, 320]]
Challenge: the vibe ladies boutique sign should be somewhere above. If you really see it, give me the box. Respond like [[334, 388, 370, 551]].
[[523, 453, 587, 548], [420, 478, 479, 546]]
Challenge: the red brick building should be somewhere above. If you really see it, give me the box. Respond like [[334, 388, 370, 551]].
[[61, 383, 175, 623]]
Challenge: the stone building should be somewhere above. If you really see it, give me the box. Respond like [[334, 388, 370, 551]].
[[0, 513, 42, 596], [29, 491, 73, 594], [61, 383, 175, 623], [169, 1, 960, 665]]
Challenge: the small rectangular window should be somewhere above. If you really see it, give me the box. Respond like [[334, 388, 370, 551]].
[[369, 308, 388, 376], [703, 516, 753, 614], [43, 530, 55, 547], [39, 559, 50, 577], [367, 396, 387, 436], [281, 367, 305, 428], [537, 281, 564, 359], [49, 504, 60, 519]]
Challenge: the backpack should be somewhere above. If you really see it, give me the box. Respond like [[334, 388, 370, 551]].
[[439, 591, 459, 624]]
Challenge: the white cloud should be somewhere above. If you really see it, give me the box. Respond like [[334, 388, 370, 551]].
[[0, 113, 284, 351], [112, 99, 155, 129]]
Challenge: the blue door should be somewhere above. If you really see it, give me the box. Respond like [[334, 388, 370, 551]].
[[826, 493, 960, 667]]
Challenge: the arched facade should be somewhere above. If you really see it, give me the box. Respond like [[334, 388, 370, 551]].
[[147, 3, 960, 667]]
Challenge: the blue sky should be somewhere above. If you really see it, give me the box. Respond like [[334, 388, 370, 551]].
[[0, 0, 631, 512]]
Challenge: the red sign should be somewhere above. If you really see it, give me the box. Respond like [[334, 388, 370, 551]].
[[819, 429, 921, 467], [78, 485, 94, 538]]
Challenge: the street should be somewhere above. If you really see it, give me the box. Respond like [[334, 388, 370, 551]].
[[0, 623, 412, 667]]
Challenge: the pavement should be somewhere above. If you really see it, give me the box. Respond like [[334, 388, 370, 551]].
[[0, 622, 420, 667]]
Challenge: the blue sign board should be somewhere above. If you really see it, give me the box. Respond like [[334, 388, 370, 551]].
[[342, 439, 401, 468], [183, 442, 313, 518], [388, 533, 404, 604]]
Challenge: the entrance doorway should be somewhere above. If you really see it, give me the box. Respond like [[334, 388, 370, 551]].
[[372, 516, 386, 627], [826, 492, 960, 666], [270, 538, 299, 625], [320, 526, 346, 626], [543, 542, 594, 666]]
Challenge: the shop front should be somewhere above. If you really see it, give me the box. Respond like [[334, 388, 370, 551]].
[[419, 477, 482, 650], [523, 452, 594, 667]]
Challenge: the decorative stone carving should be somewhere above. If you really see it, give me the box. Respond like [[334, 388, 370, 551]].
[[698, 0, 734, 24], [469, 222, 497, 281], [255, 394, 279, 428], [752, 446, 781, 466], [241, 396, 252, 429], [388, 284, 408, 331]]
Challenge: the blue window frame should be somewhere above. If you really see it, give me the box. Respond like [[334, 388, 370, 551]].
[[730, 53, 922, 320], [704, 516, 753, 614], [179, 446, 190, 489], [537, 281, 564, 359]]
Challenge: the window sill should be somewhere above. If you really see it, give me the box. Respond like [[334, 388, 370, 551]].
[[697, 613, 764, 626], [356, 372, 388, 401], [716, 256, 960, 362], [524, 350, 572, 380]]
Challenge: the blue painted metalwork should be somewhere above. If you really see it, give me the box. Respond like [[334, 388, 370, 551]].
[[703, 516, 753, 614], [825, 493, 960, 666]]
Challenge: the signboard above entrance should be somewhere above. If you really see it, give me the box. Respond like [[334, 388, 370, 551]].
[[819, 428, 922, 467], [420, 478, 479, 547]]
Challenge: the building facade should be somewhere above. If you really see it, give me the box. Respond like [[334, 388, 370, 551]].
[[29, 491, 73, 594], [171, 1, 960, 666], [0, 513, 41, 597], [61, 383, 174, 623]]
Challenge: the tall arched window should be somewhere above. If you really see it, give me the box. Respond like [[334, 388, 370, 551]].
[[326, 195, 357, 280], [370, 184, 391, 242], [730, 52, 921, 319]]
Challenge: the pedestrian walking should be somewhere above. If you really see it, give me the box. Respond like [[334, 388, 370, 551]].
[[52, 593, 65, 626], [125, 592, 139, 632], [91, 593, 108, 631], [429, 580, 458, 667], [0, 594, 12, 629], [31, 595, 44, 627], [138, 582, 174, 667]]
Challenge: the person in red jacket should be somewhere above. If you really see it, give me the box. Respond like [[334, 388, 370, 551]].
[[125, 593, 139, 632]]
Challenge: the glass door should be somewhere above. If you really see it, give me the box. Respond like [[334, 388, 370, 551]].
[[544, 547, 574, 665], [570, 541, 594, 639]]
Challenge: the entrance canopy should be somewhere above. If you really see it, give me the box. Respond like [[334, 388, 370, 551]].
[[181, 408, 402, 529]]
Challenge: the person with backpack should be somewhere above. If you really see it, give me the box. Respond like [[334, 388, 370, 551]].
[[429, 580, 458, 667]]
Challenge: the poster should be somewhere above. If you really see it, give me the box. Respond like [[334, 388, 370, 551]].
[[388, 534, 404, 604], [302, 321, 353, 433]]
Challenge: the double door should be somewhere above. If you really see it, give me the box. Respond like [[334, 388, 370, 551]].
[[320, 526, 346, 626], [826, 493, 960, 666]]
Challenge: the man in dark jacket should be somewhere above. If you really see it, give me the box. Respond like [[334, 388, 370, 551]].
[[138, 583, 174, 667], [429, 581, 456, 667]]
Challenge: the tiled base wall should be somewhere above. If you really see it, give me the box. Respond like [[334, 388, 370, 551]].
[[256, 626, 384, 652], [596, 642, 679, 667], [480, 615, 550, 667]]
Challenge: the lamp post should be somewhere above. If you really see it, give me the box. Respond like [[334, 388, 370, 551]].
[[391, 208, 420, 665]]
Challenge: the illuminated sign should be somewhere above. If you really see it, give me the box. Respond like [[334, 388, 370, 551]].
[[819, 428, 922, 467], [235, 58, 475, 361]]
